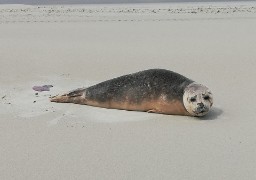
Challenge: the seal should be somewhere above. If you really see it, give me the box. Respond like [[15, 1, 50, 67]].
[[50, 69, 213, 116]]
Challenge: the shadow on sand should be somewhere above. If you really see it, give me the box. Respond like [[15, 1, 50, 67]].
[[198, 107, 223, 120]]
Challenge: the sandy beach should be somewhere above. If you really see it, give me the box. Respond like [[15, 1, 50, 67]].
[[1, 2, 256, 179]]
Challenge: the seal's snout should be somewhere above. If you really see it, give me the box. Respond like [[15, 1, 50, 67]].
[[197, 103, 204, 108], [196, 102, 206, 112]]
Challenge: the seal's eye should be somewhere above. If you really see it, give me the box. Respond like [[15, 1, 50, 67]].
[[190, 97, 196, 102], [204, 96, 210, 100]]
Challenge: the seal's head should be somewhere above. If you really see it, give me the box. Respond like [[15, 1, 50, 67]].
[[183, 83, 213, 117]]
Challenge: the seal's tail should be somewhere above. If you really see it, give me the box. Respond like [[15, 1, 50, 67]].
[[50, 88, 86, 104]]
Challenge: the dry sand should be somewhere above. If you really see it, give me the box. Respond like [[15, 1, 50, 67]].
[[1, 2, 256, 180]]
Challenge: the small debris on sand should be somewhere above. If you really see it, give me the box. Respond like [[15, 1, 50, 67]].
[[32, 85, 53, 92]]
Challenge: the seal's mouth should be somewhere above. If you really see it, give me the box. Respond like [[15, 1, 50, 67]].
[[193, 110, 204, 114], [199, 110, 206, 113], [193, 108, 209, 116]]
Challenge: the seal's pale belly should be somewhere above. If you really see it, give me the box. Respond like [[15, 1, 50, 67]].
[[88, 99, 189, 115]]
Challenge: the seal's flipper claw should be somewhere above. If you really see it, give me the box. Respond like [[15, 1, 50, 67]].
[[147, 109, 156, 113], [50, 94, 70, 103]]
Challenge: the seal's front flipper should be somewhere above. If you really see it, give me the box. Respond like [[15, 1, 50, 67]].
[[147, 109, 162, 114], [50, 88, 86, 104], [147, 109, 157, 113]]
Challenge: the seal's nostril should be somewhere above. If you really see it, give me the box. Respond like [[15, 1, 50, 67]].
[[197, 103, 204, 108]]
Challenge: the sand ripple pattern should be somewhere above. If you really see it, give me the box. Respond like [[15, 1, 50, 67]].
[[0, 3, 256, 23]]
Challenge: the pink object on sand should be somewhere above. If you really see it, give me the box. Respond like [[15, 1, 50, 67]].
[[32, 85, 53, 92]]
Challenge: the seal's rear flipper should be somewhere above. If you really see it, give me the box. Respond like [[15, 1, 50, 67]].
[[50, 88, 86, 104]]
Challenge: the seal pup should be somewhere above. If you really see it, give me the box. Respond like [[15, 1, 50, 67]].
[[50, 69, 213, 116]]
